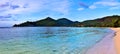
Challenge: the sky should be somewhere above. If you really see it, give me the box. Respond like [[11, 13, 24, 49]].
[[0, 0, 120, 27]]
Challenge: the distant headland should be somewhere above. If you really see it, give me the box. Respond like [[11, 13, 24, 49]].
[[13, 15, 120, 27]]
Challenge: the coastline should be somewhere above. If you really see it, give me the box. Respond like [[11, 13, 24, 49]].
[[86, 28, 116, 54], [110, 28, 120, 54]]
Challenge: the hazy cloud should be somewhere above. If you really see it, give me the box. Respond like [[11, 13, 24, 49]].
[[77, 8, 84, 11], [89, 0, 120, 9], [0, 0, 70, 21], [0, 14, 13, 21], [0, 14, 12, 18], [10, 5, 20, 9], [0, 2, 9, 7]]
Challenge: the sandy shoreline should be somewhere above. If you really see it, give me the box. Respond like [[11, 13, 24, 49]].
[[86, 28, 116, 54], [110, 28, 120, 54]]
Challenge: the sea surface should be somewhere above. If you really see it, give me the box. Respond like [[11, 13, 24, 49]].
[[0, 27, 114, 54]]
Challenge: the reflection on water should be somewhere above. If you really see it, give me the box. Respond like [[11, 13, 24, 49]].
[[0, 27, 111, 54]]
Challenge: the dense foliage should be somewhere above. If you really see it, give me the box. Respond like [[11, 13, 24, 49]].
[[81, 15, 120, 27]]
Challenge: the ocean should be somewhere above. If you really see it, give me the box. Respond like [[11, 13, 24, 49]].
[[0, 27, 114, 54]]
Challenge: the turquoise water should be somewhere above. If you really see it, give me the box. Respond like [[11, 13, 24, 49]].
[[0, 27, 113, 54]]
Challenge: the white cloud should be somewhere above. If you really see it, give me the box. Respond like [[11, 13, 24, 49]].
[[77, 8, 84, 11], [110, 6, 120, 10], [44, 0, 70, 15], [0, 0, 71, 27], [94, 1, 120, 6], [0, 0, 70, 20], [89, 5, 97, 9], [89, 0, 120, 9]]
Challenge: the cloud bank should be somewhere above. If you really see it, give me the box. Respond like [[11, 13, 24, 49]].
[[78, 0, 120, 10], [89, 0, 120, 9], [0, 0, 70, 21]]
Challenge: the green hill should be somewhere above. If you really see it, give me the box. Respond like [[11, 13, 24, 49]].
[[81, 15, 120, 27], [13, 17, 79, 27], [13, 15, 120, 27]]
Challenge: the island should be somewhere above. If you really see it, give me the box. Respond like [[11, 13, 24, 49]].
[[13, 15, 120, 27]]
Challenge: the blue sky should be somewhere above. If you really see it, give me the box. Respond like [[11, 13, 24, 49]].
[[0, 0, 120, 27]]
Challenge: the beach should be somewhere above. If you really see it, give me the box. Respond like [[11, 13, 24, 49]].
[[86, 28, 120, 54], [110, 28, 120, 54], [86, 28, 116, 54]]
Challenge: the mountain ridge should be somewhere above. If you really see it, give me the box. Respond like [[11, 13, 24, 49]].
[[13, 15, 120, 27], [13, 17, 79, 27]]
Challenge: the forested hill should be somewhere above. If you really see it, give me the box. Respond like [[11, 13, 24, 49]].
[[81, 15, 120, 27], [13, 15, 120, 27], [13, 17, 80, 27]]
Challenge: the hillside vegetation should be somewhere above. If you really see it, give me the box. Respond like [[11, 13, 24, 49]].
[[81, 15, 120, 27], [13, 15, 120, 27]]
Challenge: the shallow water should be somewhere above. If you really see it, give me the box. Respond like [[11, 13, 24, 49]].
[[0, 27, 113, 54]]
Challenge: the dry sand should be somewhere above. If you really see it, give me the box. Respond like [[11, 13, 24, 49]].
[[86, 28, 116, 54], [110, 28, 120, 54]]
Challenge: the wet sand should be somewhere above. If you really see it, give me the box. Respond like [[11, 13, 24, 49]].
[[110, 28, 120, 54], [86, 29, 116, 54]]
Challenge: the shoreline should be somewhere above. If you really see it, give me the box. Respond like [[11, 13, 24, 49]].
[[86, 28, 116, 54], [110, 28, 120, 54]]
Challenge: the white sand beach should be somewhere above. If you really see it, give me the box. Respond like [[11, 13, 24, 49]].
[[110, 28, 120, 54], [86, 28, 116, 54]]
